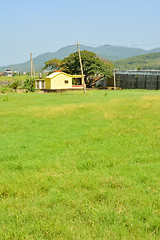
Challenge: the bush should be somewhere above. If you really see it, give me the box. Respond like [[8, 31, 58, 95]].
[[1, 87, 6, 94], [23, 78, 35, 92], [0, 84, 12, 94], [10, 80, 20, 91]]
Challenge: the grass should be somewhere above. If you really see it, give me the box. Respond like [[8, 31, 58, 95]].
[[0, 75, 31, 94], [0, 89, 160, 239], [0, 73, 47, 83], [0, 75, 31, 82]]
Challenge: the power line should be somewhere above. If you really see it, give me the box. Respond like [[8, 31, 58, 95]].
[[79, 41, 160, 48], [117, 43, 160, 48]]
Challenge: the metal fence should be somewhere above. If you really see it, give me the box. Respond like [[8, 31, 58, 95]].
[[115, 70, 160, 90]]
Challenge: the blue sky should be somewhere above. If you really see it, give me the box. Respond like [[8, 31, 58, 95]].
[[1, 0, 160, 66]]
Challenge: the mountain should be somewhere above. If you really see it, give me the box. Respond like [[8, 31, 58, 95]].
[[0, 44, 160, 72], [114, 52, 160, 70]]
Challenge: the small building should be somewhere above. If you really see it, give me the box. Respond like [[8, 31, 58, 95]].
[[3, 69, 12, 77], [95, 77, 114, 88], [35, 71, 84, 90]]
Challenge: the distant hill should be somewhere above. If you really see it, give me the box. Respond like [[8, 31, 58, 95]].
[[114, 52, 160, 70], [0, 44, 160, 72]]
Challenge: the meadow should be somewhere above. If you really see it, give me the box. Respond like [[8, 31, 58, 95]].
[[0, 74, 47, 83], [0, 89, 160, 239], [0, 75, 31, 82]]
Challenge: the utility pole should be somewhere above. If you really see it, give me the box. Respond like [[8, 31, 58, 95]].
[[113, 69, 116, 90], [30, 53, 33, 78], [10, 64, 12, 81], [77, 42, 86, 93], [30, 52, 35, 78], [33, 60, 35, 78]]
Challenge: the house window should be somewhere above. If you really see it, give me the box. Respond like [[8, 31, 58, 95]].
[[72, 78, 82, 85], [77, 78, 82, 85], [65, 80, 68, 84]]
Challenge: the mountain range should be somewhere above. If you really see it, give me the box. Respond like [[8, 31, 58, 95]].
[[0, 44, 160, 72]]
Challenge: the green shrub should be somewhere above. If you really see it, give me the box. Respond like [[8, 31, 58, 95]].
[[23, 78, 35, 92], [10, 80, 20, 91], [0, 84, 11, 94], [1, 87, 6, 94]]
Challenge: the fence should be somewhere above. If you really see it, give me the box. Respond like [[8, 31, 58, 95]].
[[115, 70, 160, 90]]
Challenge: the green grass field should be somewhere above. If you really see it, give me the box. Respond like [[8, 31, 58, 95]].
[[0, 75, 31, 82], [0, 74, 47, 83], [0, 90, 160, 239]]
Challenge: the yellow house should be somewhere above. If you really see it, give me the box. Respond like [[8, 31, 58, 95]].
[[35, 71, 84, 90]]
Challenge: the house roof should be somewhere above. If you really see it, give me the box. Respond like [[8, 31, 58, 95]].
[[45, 71, 83, 79], [45, 72, 65, 79]]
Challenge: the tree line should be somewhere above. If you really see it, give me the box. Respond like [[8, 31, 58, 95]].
[[114, 52, 160, 71]]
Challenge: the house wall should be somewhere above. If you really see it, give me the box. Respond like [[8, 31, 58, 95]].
[[51, 75, 72, 89], [45, 79, 51, 89]]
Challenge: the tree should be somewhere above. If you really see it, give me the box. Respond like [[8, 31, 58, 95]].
[[61, 51, 114, 87], [42, 58, 62, 70], [42, 51, 114, 87]]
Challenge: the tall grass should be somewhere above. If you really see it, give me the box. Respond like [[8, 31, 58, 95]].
[[0, 90, 160, 239], [0, 75, 31, 82]]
